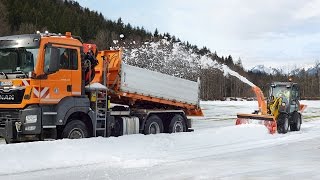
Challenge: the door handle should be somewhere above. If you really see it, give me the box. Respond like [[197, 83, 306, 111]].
[[67, 85, 72, 92]]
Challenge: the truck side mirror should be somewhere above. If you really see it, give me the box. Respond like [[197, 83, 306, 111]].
[[47, 47, 59, 73]]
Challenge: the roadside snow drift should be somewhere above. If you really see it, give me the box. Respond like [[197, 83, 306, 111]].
[[0, 124, 272, 175]]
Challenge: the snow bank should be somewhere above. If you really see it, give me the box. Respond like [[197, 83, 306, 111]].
[[0, 136, 167, 175], [199, 100, 257, 119], [0, 124, 272, 175], [216, 124, 270, 140]]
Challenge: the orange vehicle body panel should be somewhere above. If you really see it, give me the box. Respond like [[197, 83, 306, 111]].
[[38, 37, 82, 104]]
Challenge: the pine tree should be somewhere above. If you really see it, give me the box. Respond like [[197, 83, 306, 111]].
[[154, 28, 159, 37]]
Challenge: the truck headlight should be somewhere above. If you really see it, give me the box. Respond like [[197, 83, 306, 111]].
[[25, 115, 37, 123]]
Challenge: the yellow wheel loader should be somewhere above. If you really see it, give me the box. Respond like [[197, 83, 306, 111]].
[[236, 82, 306, 134]]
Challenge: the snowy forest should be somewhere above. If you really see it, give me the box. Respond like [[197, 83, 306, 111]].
[[0, 0, 319, 99]]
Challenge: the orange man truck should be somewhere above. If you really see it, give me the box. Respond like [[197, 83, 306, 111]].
[[0, 32, 202, 143]]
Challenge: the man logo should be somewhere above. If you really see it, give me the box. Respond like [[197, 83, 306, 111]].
[[0, 94, 14, 101]]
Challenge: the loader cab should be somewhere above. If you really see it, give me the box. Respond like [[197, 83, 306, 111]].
[[269, 82, 300, 112], [270, 84, 290, 102]]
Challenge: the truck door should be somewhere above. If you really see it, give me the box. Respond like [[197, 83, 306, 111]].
[[40, 45, 80, 104]]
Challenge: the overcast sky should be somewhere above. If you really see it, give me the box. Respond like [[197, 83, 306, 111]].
[[76, 0, 320, 70]]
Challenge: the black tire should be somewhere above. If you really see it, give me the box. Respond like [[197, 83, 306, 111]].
[[62, 120, 89, 139], [5, 138, 13, 144], [144, 115, 164, 135], [112, 117, 123, 137], [277, 113, 289, 134], [168, 114, 186, 133], [290, 112, 301, 131]]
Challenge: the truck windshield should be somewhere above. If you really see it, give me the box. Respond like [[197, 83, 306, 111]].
[[0, 48, 38, 75]]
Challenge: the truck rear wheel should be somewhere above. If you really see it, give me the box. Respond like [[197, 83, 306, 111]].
[[168, 114, 186, 133], [290, 112, 301, 131], [277, 113, 289, 134], [62, 120, 89, 139], [144, 115, 164, 135]]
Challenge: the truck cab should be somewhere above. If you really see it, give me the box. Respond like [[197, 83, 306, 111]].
[[0, 33, 89, 143]]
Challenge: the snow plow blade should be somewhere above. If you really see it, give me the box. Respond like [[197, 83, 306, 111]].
[[236, 113, 277, 134]]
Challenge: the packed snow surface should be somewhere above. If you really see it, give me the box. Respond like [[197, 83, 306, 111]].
[[1, 100, 320, 179]]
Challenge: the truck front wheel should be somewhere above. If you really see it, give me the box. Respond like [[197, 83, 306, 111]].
[[144, 115, 164, 135], [62, 120, 89, 139]]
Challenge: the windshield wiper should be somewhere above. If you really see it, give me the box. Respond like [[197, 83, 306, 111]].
[[0, 72, 8, 79], [13, 71, 29, 78]]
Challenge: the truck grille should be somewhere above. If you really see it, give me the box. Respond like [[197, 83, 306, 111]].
[[0, 89, 25, 104], [0, 110, 20, 127]]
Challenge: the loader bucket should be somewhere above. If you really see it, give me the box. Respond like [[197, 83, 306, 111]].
[[236, 113, 277, 134]]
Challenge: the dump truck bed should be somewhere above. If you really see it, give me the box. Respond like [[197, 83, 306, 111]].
[[92, 50, 202, 116], [120, 63, 199, 106]]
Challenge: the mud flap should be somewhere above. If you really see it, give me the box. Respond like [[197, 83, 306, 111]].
[[3, 120, 16, 143]]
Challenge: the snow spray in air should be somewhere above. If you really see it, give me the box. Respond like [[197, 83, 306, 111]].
[[121, 39, 256, 87]]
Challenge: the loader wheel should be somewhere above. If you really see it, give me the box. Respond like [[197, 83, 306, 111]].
[[144, 115, 164, 135], [168, 114, 186, 133], [277, 113, 289, 134], [62, 120, 89, 139], [290, 112, 301, 131]]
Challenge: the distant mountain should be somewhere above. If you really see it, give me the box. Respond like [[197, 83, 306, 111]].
[[304, 66, 320, 76], [289, 64, 319, 76], [249, 65, 280, 75], [250, 64, 320, 76]]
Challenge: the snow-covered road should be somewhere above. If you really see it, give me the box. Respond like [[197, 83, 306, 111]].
[[1, 100, 319, 179]]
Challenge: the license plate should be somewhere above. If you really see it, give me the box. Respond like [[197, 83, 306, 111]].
[[0, 81, 13, 86]]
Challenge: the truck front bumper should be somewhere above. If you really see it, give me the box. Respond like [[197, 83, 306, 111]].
[[0, 106, 41, 142], [0, 120, 14, 140]]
